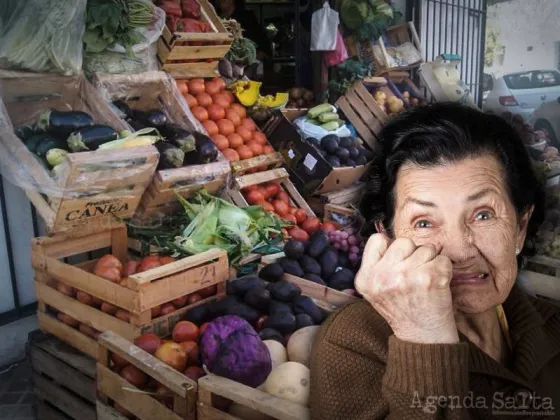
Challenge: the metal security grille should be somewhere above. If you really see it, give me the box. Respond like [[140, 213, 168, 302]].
[[409, 0, 488, 106]]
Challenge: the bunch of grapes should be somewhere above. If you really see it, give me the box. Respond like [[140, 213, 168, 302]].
[[327, 227, 365, 266]]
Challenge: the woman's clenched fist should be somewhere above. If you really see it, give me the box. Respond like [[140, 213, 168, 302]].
[[355, 234, 459, 344]]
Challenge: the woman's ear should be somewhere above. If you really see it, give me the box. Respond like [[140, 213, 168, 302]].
[[516, 205, 534, 246]]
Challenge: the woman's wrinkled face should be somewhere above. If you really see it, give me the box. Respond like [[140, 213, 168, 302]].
[[392, 155, 531, 314]]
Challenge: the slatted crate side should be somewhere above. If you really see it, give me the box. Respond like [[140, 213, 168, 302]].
[[29, 331, 97, 420], [375, 22, 423, 75], [97, 331, 198, 420], [0, 70, 159, 235], [336, 81, 386, 152], [228, 167, 315, 217], [157, 0, 233, 79], [230, 151, 285, 177], [197, 375, 309, 420]]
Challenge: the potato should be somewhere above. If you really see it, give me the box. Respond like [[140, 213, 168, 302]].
[[287, 326, 319, 367], [265, 362, 310, 406], [374, 91, 386, 101], [229, 402, 274, 420], [264, 340, 288, 370]]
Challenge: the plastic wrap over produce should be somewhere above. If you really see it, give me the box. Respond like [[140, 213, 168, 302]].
[[0, 70, 160, 201], [0, 0, 86, 75]]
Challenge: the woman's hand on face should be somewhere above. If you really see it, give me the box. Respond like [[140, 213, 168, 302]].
[[355, 234, 460, 344]]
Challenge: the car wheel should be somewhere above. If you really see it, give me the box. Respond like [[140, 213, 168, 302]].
[[535, 120, 558, 147]]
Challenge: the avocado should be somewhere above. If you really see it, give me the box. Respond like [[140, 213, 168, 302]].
[[321, 135, 339, 154], [259, 263, 284, 282], [208, 296, 239, 318], [279, 258, 305, 277], [326, 156, 340, 168], [307, 231, 330, 258], [184, 303, 211, 325], [339, 137, 353, 148], [284, 240, 306, 259], [262, 312, 297, 334], [356, 155, 368, 166], [348, 146, 360, 160], [328, 268, 355, 291], [259, 328, 285, 343], [335, 147, 350, 162], [295, 313, 315, 330], [304, 273, 327, 285], [227, 276, 264, 298], [223, 301, 261, 325], [268, 299, 293, 315], [299, 255, 322, 276], [319, 248, 338, 280], [268, 280, 302, 303], [293, 295, 324, 324], [244, 286, 272, 311], [358, 146, 374, 161]]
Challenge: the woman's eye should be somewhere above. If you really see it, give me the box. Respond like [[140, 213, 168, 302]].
[[475, 211, 493, 221], [414, 220, 432, 228]]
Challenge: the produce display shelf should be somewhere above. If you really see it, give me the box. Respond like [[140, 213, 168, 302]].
[[227, 167, 315, 217], [32, 227, 229, 357], [157, 0, 233, 79], [92, 71, 233, 219], [28, 330, 97, 420], [0, 70, 159, 235]]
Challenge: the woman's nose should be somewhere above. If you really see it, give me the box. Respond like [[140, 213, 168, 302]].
[[439, 225, 477, 264]]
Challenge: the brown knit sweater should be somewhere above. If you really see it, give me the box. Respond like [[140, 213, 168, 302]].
[[310, 286, 560, 419]]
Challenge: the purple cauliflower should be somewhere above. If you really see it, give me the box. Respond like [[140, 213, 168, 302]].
[[200, 315, 272, 388]]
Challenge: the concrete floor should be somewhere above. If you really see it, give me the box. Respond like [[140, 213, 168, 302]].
[[0, 360, 34, 419], [0, 316, 38, 368]]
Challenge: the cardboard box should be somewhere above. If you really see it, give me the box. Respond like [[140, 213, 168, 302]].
[[264, 110, 373, 197]]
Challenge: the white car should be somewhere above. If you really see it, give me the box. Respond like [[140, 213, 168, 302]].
[[482, 69, 560, 122], [531, 97, 560, 146]]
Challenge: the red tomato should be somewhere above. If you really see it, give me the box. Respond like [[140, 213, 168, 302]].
[[289, 227, 309, 241], [321, 221, 338, 232], [301, 217, 321, 234], [264, 183, 280, 198], [246, 190, 265, 205], [262, 201, 274, 213], [159, 256, 176, 265], [294, 209, 308, 224], [289, 207, 298, 216], [121, 260, 139, 277], [283, 214, 297, 225], [276, 191, 290, 202], [137, 256, 161, 273]]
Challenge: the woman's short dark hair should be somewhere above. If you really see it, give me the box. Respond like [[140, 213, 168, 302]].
[[359, 102, 545, 261]]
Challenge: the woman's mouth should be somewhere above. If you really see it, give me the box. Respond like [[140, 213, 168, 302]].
[[450, 272, 488, 286]]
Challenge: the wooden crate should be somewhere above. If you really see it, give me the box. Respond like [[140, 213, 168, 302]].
[[28, 330, 97, 420], [230, 151, 285, 177], [157, 0, 233, 79], [335, 80, 387, 150], [374, 22, 423, 75], [227, 167, 314, 217], [97, 331, 198, 420], [0, 70, 159, 235], [32, 227, 229, 358], [92, 72, 233, 218], [306, 182, 367, 216], [196, 274, 354, 419]]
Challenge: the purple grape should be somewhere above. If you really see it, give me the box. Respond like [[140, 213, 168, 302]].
[[350, 246, 360, 254], [340, 231, 349, 239], [348, 236, 357, 246], [349, 253, 359, 262], [333, 242, 341, 249], [341, 239, 348, 248], [345, 228, 354, 235], [341, 243, 349, 252]]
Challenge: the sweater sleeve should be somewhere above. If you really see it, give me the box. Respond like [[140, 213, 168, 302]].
[[310, 324, 473, 419]]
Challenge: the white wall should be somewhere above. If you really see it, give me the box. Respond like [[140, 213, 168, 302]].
[[485, 0, 560, 76]]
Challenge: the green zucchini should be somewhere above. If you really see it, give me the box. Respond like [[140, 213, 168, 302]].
[[36, 137, 68, 158], [14, 125, 35, 141], [307, 104, 333, 119], [318, 112, 339, 123], [67, 125, 118, 152], [46, 148, 69, 168], [305, 118, 321, 126], [24, 133, 51, 153], [320, 121, 339, 132]]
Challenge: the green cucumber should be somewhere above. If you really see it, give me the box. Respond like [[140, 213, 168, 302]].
[[36, 137, 68, 158], [307, 104, 333, 119], [318, 112, 339, 123], [306, 118, 321, 126], [320, 121, 339, 131]]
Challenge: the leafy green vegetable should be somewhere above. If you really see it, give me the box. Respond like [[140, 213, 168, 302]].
[[340, 0, 402, 42], [223, 19, 257, 66], [84, 0, 154, 57], [328, 58, 373, 99]]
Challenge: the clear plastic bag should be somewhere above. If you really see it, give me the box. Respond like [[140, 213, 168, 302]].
[[0, 0, 86, 75], [83, 1, 166, 76], [0, 70, 159, 200], [310, 2, 339, 51], [293, 106, 351, 139]]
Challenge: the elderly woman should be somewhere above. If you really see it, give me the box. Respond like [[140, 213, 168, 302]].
[[310, 103, 560, 419]]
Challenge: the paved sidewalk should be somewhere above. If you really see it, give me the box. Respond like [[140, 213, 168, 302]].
[[0, 360, 34, 420]]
